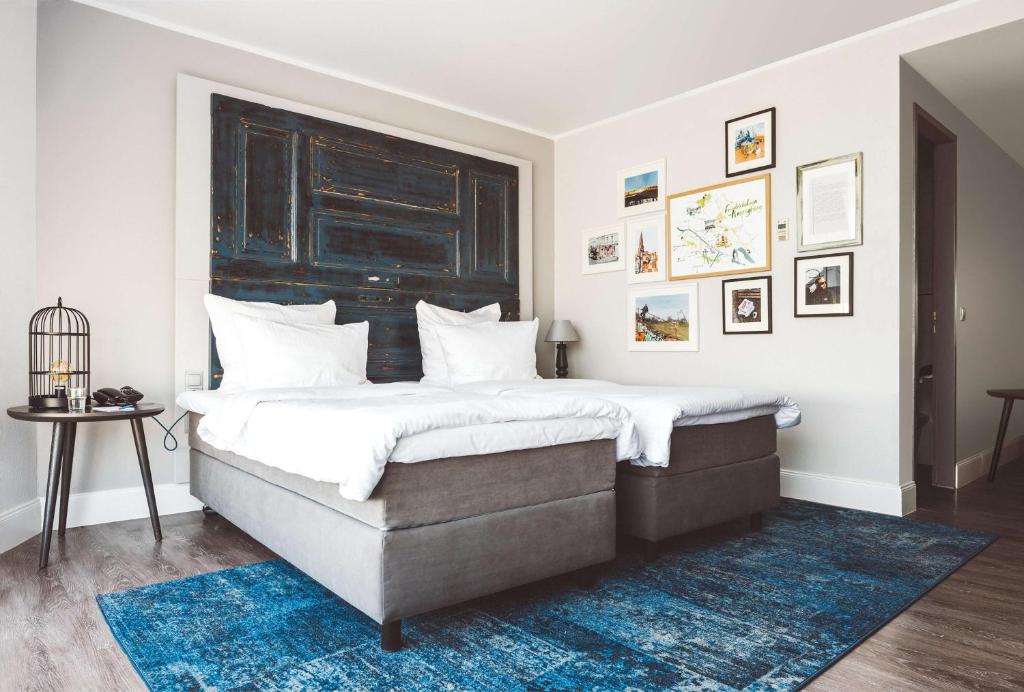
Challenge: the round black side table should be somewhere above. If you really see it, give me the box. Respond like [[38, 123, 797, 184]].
[[6, 403, 165, 568]]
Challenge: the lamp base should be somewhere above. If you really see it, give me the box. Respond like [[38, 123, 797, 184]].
[[555, 342, 569, 379], [29, 395, 68, 411]]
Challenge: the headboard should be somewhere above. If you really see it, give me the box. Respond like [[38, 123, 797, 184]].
[[209, 94, 520, 385]]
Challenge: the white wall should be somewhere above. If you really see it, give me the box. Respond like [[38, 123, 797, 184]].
[[553, 0, 1024, 515], [35, 0, 554, 506], [900, 62, 1024, 485], [0, 0, 39, 553]]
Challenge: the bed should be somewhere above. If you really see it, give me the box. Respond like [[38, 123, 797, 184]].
[[178, 384, 635, 652], [453, 379, 800, 559], [189, 95, 643, 652]]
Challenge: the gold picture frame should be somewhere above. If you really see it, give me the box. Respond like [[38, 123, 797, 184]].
[[666, 173, 772, 281]]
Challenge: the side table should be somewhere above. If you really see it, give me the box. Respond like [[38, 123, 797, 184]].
[[6, 403, 165, 568]]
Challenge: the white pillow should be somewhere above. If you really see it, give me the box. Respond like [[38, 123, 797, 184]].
[[415, 300, 501, 384], [432, 318, 539, 386], [204, 294, 336, 393], [231, 316, 369, 389]]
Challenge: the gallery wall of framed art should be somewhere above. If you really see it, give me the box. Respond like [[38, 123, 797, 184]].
[[578, 101, 865, 356]]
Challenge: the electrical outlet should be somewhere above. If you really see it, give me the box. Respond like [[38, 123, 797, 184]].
[[185, 370, 205, 391]]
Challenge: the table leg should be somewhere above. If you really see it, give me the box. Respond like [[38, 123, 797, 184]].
[[40, 422, 66, 569], [58, 422, 78, 536], [130, 418, 162, 542], [988, 398, 1015, 482]]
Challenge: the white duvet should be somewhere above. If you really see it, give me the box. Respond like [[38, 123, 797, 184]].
[[185, 383, 641, 501], [453, 379, 801, 468]]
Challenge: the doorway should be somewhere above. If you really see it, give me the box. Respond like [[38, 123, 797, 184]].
[[914, 105, 957, 493]]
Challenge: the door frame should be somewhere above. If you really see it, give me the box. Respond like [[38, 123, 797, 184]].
[[913, 103, 958, 488]]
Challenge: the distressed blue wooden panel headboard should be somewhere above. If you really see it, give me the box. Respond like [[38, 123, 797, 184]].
[[209, 94, 519, 385]]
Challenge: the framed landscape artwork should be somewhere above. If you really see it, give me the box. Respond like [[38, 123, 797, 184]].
[[722, 276, 772, 334], [626, 214, 666, 283], [618, 159, 666, 217], [794, 252, 854, 317], [582, 223, 625, 274], [797, 152, 863, 251], [628, 283, 699, 352], [725, 107, 776, 177], [667, 173, 771, 281]]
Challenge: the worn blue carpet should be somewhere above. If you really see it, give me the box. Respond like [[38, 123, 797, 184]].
[[97, 500, 993, 691]]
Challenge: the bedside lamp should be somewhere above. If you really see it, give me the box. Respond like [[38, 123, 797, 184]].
[[544, 320, 580, 379]]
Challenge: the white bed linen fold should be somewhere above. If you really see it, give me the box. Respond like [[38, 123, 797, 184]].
[[453, 379, 801, 467], [180, 383, 640, 501]]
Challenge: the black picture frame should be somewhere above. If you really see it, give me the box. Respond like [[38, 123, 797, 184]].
[[725, 107, 776, 178], [794, 252, 854, 317], [721, 276, 773, 334]]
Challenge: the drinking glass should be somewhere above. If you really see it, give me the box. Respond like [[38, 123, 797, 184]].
[[67, 387, 88, 413]]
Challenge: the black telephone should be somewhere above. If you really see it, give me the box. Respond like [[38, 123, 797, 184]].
[[92, 386, 144, 406]]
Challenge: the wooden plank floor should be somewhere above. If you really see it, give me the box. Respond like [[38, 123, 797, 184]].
[[2, 463, 1022, 691]]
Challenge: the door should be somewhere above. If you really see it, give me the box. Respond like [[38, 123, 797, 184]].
[[914, 105, 957, 490]]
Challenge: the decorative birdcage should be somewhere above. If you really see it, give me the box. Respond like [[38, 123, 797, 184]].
[[29, 298, 90, 410]]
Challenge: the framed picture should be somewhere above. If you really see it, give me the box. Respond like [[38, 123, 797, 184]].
[[797, 152, 863, 251], [618, 159, 666, 217], [582, 223, 625, 274], [794, 252, 854, 317], [628, 283, 699, 351], [725, 107, 776, 177], [667, 173, 771, 281], [626, 213, 666, 283], [722, 276, 772, 334]]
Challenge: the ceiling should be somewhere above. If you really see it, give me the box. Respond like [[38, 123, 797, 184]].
[[80, 0, 958, 137], [905, 19, 1024, 168]]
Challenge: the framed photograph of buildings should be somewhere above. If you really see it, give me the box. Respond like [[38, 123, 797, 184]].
[[582, 223, 625, 274], [722, 276, 772, 334], [725, 107, 776, 177], [618, 159, 666, 217], [628, 283, 699, 351], [797, 152, 863, 251], [626, 214, 666, 283], [794, 252, 854, 317], [667, 173, 771, 281]]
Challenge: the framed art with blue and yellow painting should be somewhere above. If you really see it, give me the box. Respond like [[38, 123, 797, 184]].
[[628, 283, 699, 352], [617, 159, 666, 217], [667, 173, 771, 281], [725, 107, 775, 178]]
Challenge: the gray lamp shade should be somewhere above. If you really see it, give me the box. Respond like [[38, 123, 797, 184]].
[[545, 320, 580, 343]]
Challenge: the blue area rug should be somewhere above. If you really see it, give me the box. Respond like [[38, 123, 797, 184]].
[[97, 500, 993, 690]]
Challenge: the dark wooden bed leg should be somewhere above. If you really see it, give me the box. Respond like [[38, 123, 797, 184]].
[[575, 565, 598, 589], [642, 539, 659, 563], [202, 506, 218, 516], [380, 620, 403, 652], [749, 512, 764, 531]]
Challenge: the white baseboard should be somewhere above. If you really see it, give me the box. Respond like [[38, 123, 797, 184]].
[[0, 482, 205, 555], [62, 482, 203, 529], [0, 499, 42, 555], [781, 469, 914, 516], [955, 434, 1024, 489]]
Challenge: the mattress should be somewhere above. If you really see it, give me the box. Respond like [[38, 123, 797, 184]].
[[189, 413, 616, 531], [619, 415, 777, 478]]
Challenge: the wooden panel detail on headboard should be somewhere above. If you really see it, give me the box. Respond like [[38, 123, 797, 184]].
[[210, 94, 519, 385]]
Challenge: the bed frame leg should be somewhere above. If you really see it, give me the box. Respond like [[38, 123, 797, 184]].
[[380, 620, 402, 652], [201, 506, 218, 516], [575, 565, 598, 589], [642, 539, 659, 563], [749, 512, 764, 531]]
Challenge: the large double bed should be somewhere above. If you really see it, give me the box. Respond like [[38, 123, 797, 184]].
[[182, 93, 801, 651]]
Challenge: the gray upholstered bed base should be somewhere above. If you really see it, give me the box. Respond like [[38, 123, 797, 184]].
[[189, 439, 616, 651], [616, 415, 781, 559]]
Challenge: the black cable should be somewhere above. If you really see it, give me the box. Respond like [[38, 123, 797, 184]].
[[153, 411, 189, 452]]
